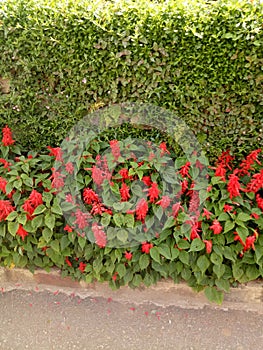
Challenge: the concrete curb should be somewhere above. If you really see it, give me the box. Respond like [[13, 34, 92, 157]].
[[1, 267, 263, 313]]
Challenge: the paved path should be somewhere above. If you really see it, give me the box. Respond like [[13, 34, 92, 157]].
[[0, 288, 263, 350]]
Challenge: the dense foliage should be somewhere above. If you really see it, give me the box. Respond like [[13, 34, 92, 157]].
[[1, 125, 263, 304], [0, 0, 262, 159]]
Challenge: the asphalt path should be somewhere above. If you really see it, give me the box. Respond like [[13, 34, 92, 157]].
[[0, 288, 263, 350]]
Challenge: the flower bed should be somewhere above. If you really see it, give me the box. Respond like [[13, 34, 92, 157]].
[[0, 125, 263, 304]]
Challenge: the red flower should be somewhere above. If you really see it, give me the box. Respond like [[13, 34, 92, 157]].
[[172, 202, 183, 218], [0, 200, 15, 221], [227, 172, 241, 199], [22, 200, 35, 220], [210, 220, 222, 235], [203, 240, 212, 254], [65, 257, 72, 267], [0, 158, 11, 170], [214, 164, 226, 181], [141, 241, 153, 254], [64, 225, 73, 233], [90, 166, 105, 186], [119, 182, 130, 202], [47, 146, 63, 162], [83, 188, 100, 205], [112, 272, 118, 281], [124, 251, 133, 260], [142, 176, 152, 186], [159, 142, 170, 156], [251, 212, 260, 220], [188, 191, 200, 216], [237, 149, 261, 176], [223, 204, 233, 212], [28, 189, 43, 208], [109, 140, 121, 161], [92, 222, 107, 248], [78, 262, 86, 273], [147, 182, 160, 203], [188, 221, 201, 240], [136, 198, 148, 222], [202, 208, 212, 220], [156, 195, 171, 209], [0, 176, 7, 194], [50, 169, 65, 189], [246, 170, 263, 193], [119, 168, 129, 180], [65, 194, 75, 204], [179, 162, 191, 178], [181, 179, 188, 194], [2, 125, 15, 146], [244, 235, 256, 252], [16, 224, 28, 241], [65, 162, 74, 174], [256, 194, 263, 211], [75, 209, 89, 229]]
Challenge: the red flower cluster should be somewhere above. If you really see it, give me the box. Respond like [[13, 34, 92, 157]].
[[141, 241, 153, 254], [147, 182, 160, 203], [16, 224, 29, 241], [109, 140, 121, 161], [136, 198, 148, 222], [22, 189, 43, 220], [0, 199, 14, 221], [92, 222, 107, 248], [1, 125, 15, 147]]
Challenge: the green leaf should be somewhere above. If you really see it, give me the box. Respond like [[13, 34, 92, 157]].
[[51, 203, 63, 216], [31, 215, 43, 229], [125, 214, 134, 228], [177, 239, 190, 249], [215, 279, 230, 292], [117, 229, 128, 243], [60, 235, 70, 251], [179, 250, 189, 265], [236, 226, 249, 243], [17, 213, 27, 225], [189, 239, 205, 252], [150, 246, 161, 264], [44, 212, 55, 230], [218, 212, 229, 221], [233, 264, 244, 280], [8, 222, 19, 237], [197, 255, 210, 274], [132, 274, 142, 287], [236, 212, 251, 222], [213, 264, 226, 279], [113, 213, 124, 227], [205, 286, 224, 305], [158, 244, 172, 259], [78, 236, 86, 250], [246, 266, 260, 281], [139, 254, 150, 269], [101, 213, 112, 227], [6, 211, 18, 221], [42, 227, 53, 242], [50, 239, 60, 253], [116, 264, 126, 278], [210, 252, 223, 265], [224, 220, 235, 233]]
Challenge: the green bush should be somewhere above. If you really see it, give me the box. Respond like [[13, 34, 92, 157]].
[[1, 125, 263, 304], [0, 0, 262, 159]]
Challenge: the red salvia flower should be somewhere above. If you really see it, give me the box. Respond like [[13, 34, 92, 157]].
[[237, 149, 261, 176], [227, 172, 241, 199], [179, 162, 191, 178], [246, 169, 263, 193], [0, 200, 14, 221], [90, 166, 105, 186], [234, 231, 245, 246], [90, 202, 105, 216], [188, 220, 201, 240], [0, 158, 11, 170], [256, 194, 263, 211], [65, 162, 74, 174], [142, 176, 152, 186], [50, 168, 65, 189], [78, 262, 86, 273], [203, 240, 212, 254], [141, 241, 153, 254], [109, 140, 121, 161], [181, 179, 188, 194], [159, 142, 170, 156], [0, 176, 7, 194], [125, 251, 133, 260], [147, 182, 160, 203], [223, 204, 233, 212], [75, 209, 89, 229], [65, 257, 72, 267], [65, 194, 75, 204], [244, 235, 256, 252], [92, 222, 107, 248], [47, 146, 63, 162], [136, 198, 148, 222], [16, 224, 28, 241], [156, 195, 171, 209], [83, 188, 100, 205], [119, 168, 129, 180], [210, 219, 222, 235], [188, 190, 200, 217], [202, 208, 213, 220], [2, 125, 15, 146], [28, 189, 43, 208], [119, 182, 130, 202], [214, 163, 227, 182], [172, 202, 184, 218], [64, 225, 73, 233], [22, 200, 35, 220], [251, 212, 260, 220]]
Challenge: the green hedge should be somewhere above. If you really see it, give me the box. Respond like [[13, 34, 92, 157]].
[[0, 0, 263, 159]]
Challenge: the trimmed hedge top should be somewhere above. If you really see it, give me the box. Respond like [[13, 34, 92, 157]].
[[0, 0, 263, 159]]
